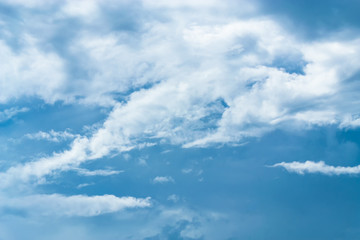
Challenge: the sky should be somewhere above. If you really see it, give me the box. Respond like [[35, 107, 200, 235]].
[[1, 0, 360, 239]]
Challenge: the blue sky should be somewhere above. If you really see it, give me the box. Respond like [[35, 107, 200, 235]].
[[1, 0, 360, 239]]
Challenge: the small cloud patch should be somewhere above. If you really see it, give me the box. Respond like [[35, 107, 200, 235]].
[[153, 176, 175, 184]]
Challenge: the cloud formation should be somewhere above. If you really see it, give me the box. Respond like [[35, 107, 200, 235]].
[[1, 0, 360, 187], [25, 130, 77, 142], [0, 193, 151, 217], [153, 176, 175, 184], [273, 161, 360, 176], [0, 107, 29, 122], [75, 168, 124, 176], [1, 2, 360, 239]]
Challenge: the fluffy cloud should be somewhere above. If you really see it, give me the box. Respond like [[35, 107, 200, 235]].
[[273, 161, 360, 175], [0, 38, 66, 104], [0, 193, 151, 217]]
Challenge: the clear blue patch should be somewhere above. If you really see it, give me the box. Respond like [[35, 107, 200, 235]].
[[270, 54, 308, 75]]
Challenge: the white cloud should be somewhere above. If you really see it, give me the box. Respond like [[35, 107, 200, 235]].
[[273, 161, 360, 175], [0, 0, 58, 8], [0, 137, 89, 188], [0, 0, 359, 114], [0, 107, 29, 122], [339, 114, 360, 129], [61, 0, 99, 19], [138, 158, 148, 166], [182, 168, 193, 174], [0, 37, 66, 104], [167, 194, 179, 203], [76, 183, 94, 189], [2, 20, 360, 187], [25, 130, 77, 142], [1, 1, 360, 187], [153, 176, 174, 184], [0, 193, 151, 217], [75, 168, 124, 176]]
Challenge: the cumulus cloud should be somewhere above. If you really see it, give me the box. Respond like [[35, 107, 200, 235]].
[[273, 161, 360, 175], [153, 176, 175, 184], [0, 107, 29, 122], [0, 194, 151, 217]]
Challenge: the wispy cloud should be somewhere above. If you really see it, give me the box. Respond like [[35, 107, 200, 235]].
[[0, 194, 151, 217], [167, 194, 179, 203], [153, 176, 175, 184], [0, 107, 29, 122], [273, 161, 360, 175], [75, 168, 124, 176], [76, 183, 94, 189], [25, 130, 78, 142], [182, 168, 193, 174]]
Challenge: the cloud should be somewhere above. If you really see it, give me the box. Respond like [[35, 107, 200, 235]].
[[76, 183, 94, 189], [182, 169, 193, 174], [167, 194, 179, 203], [25, 130, 77, 142], [272, 161, 360, 175], [1, 1, 360, 238], [0, 107, 29, 122], [1, 0, 360, 188], [0, 37, 66, 104], [153, 176, 175, 184], [0, 0, 57, 8], [75, 168, 124, 176], [339, 114, 360, 129], [0, 203, 231, 240], [0, 137, 89, 188], [0, 193, 151, 217], [140, 207, 222, 240]]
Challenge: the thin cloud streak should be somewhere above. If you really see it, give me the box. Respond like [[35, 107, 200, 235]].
[[75, 168, 124, 176], [0, 107, 29, 122], [273, 160, 360, 175], [0, 194, 151, 217]]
